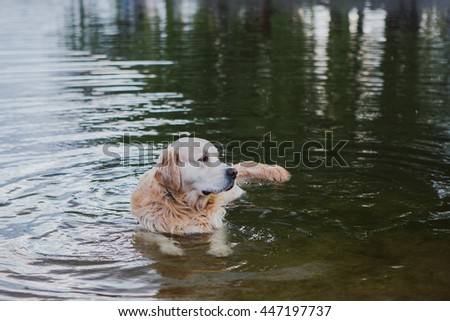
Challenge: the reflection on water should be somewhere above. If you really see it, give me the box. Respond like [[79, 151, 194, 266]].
[[0, 0, 449, 300]]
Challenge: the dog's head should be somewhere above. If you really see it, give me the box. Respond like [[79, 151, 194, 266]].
[[154, 137, 237, 198]]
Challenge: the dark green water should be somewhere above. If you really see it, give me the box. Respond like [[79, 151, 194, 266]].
[[0, 0, 449, 300]]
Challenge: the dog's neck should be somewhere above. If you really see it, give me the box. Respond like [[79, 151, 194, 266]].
[[164, 187, 212, 212], [164, 188, 176, 201]]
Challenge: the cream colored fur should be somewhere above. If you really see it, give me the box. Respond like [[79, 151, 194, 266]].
[[130, 137, 290, 256]]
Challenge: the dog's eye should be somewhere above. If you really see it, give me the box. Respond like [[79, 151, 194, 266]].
[[198, 155, 208, 162]]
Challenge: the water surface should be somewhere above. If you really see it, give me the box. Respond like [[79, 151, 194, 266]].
[[0, 0, 449, 300]]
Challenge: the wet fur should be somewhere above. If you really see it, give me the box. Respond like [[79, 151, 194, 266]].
[[130, 139, 290, 256], [131, 170, 225, 235]]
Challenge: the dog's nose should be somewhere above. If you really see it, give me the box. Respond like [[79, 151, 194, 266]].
[[226, 167, 238, 179]]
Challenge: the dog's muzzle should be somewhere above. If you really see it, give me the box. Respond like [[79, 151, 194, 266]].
[[225, 167, 238, 179], [202, 167, 237, 195]]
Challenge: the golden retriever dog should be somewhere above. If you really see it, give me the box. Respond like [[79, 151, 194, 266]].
[[131, 137, 290, 256]]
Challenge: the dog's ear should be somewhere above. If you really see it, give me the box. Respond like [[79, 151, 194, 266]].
[[154, 147, 181, 192]]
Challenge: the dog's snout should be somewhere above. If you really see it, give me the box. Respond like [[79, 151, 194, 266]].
[[226, 167, 238, 179]]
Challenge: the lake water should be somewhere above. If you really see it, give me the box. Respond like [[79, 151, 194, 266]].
[[0, 0, 449, 300]]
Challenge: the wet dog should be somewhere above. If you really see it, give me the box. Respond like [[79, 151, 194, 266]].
[[131, 137, 290, 256]]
